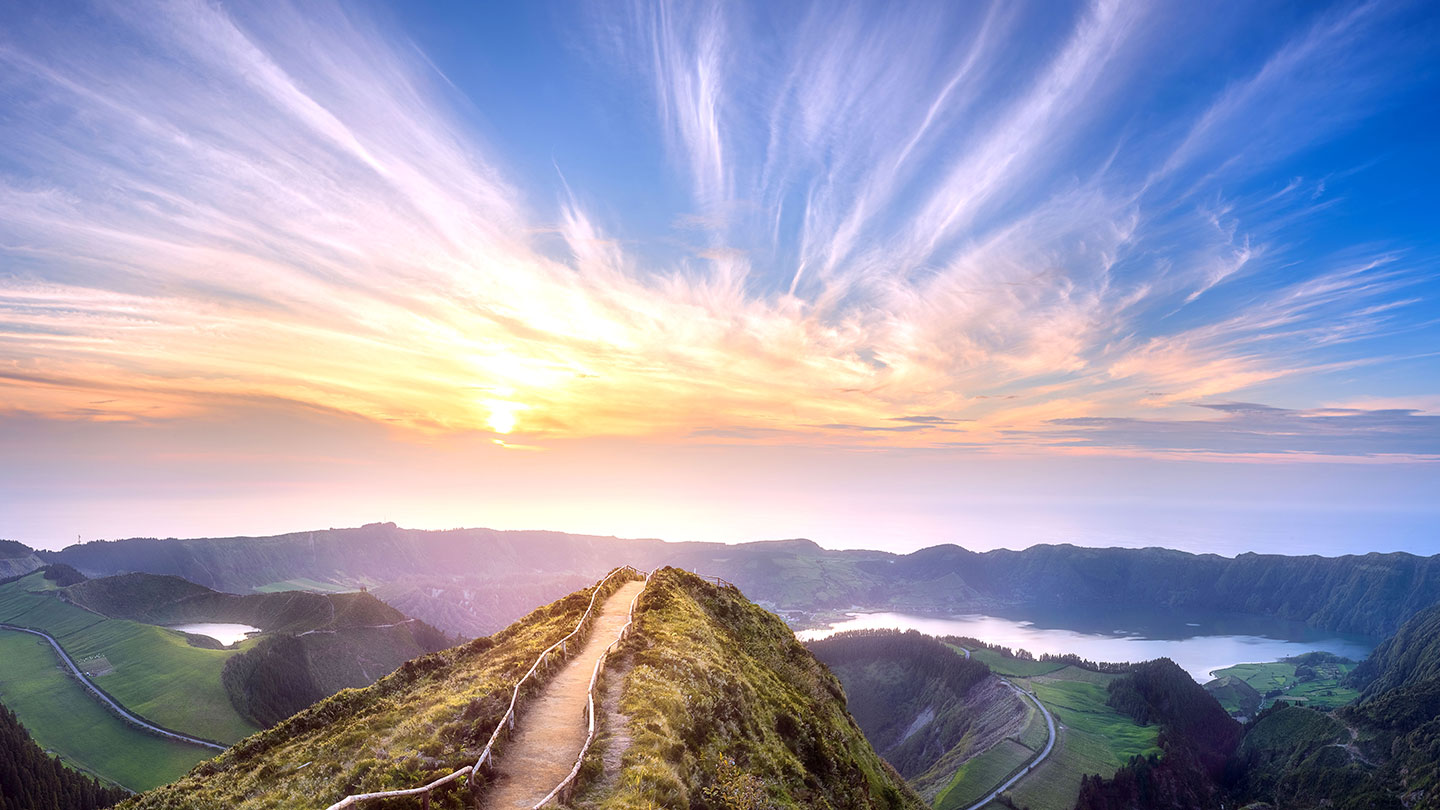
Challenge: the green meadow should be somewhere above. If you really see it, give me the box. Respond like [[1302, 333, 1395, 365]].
[[969, 648, 1067, 678], [0, 630, 214, 791], [981, 667, 1158, 810], [0, 572, 258, 744], [1211, 659, 1359, 710]]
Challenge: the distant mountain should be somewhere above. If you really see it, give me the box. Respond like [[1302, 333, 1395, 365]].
[[24, 526, 1440, 637], [369, 572, 595, 637], [0, 701, 126, 810], [121, 569, 920, 809], [687, 540, 1440, 637]]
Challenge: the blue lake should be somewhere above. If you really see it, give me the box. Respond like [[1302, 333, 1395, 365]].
[[796, 607, 1375, 682]]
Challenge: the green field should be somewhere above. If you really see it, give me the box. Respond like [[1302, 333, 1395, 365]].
[[934, 738, 1033, 810], [932, 683, 1050, 810], [998, 668, 1159, 810], [0, 630, 214, 791], [0, 572, 258, 744], [1212, 659, 1359, 711], [251, 577, 355, 594], [968, 648, 1067, 678]]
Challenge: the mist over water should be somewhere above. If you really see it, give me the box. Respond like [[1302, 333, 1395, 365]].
[[797, 608, 1375, 682]]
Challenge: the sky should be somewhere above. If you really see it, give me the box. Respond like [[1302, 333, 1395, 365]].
[[1, 0, 1438, 555]]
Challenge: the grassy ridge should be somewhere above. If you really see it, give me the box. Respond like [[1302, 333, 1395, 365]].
[[0, 572, 257, 745], [968, 649, 1066, 678], [578, 569, 923, 810], [122, 572, 636, 810], [0, 630, 213, 791]]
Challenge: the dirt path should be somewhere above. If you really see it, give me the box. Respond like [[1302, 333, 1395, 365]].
[[483, 580, 645, 809]]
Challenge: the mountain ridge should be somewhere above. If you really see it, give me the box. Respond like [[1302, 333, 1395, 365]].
[[16, 526, 1440, 636]]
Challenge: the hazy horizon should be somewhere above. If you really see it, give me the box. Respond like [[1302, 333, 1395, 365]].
[[2, 1, 1437, 557], [11, 501, 1437, 560]]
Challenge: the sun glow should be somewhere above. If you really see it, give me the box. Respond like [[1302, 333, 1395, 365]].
[[485, 400, 527, 434]]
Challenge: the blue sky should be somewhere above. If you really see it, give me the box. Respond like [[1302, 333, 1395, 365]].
[[0, 0, 1437, 553]]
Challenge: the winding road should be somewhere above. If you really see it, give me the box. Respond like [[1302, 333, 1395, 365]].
[[953, 648, 1058, 810], [0, 623, 226, 752], [962, 680, 1057, 810]]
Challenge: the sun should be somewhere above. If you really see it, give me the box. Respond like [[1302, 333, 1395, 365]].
[[484, 400, 526, 434]]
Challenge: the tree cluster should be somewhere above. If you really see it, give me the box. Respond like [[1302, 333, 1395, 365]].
[[0, 702, 127, 810]]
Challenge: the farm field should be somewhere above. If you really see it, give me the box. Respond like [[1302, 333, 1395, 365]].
[[932, 664, 1051, 810], [0, 629, 213, 791], [1212, 657, 1359, 711], [0, 572, 258, 744], [934, 738, 1035, 810], [988, 667, 1159, 810]]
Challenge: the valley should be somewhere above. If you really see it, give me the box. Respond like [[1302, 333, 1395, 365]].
[[0, 564, 448, 791], [0, 630, 214, 792], [1, 530, 1437, 810]]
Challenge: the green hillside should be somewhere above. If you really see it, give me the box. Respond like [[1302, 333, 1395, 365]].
[[0, 698, 128, 809], [123, 569, 919, 810], [0, 631, 214, 792], [1070, 603, 1440, 810], [575, 569, 923, 810], [0, 570, 257, 744]]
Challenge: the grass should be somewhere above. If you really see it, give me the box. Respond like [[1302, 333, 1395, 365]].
[[1001, 668, 1159, 810], [576, 568, 923, 810], [1212, 660, 1359, 711], [0, 572, 258, 744], [968, 649, 1066, 678], [251, 578, 355, 594], [0, 629, 214, 792], [933, 739, 1032, 810], [64, 619, 261, 742], [1014, 699, 1050, 753], [122, 571, 639, 810]]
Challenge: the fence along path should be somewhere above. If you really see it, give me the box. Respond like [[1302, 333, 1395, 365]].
[[485, 576, 646, 808], [324, 567, 646, 810]]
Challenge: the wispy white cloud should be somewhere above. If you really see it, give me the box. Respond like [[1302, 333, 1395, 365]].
[[0, 0, 1434, 461]]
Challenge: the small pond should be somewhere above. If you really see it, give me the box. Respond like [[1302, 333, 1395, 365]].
[[168, 622, 261, 646]]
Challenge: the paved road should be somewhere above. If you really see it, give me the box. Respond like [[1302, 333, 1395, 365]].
[[0, 623, 227, 752], [954, 648, 1057, 810]]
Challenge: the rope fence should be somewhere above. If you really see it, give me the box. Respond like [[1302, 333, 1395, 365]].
[[323, 565, 646, 810], [531, 568, 651, 808]]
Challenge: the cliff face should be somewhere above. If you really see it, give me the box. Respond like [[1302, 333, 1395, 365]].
[[0, 540, 44, 581]]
